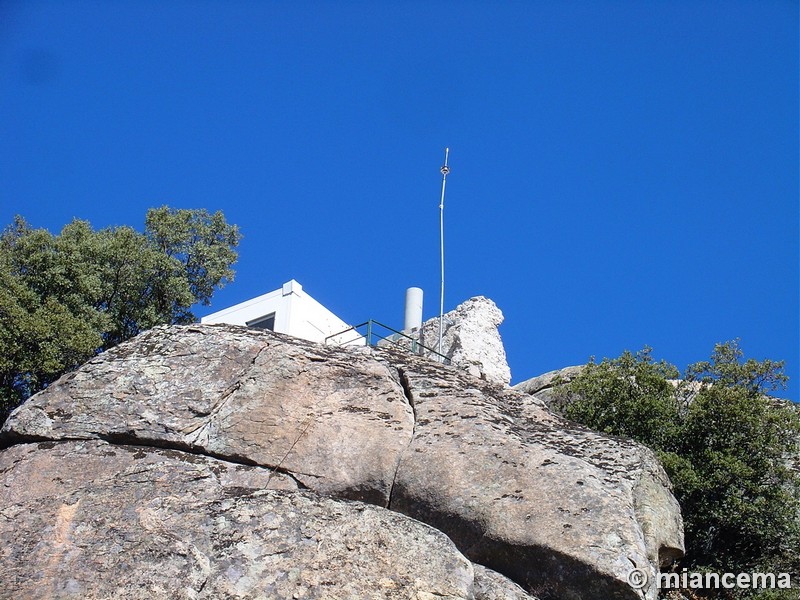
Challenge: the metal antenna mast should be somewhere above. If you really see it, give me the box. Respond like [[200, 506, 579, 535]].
[[438, 147, 450, 360]]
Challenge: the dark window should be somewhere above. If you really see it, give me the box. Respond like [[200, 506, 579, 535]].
[[247, 313, 275, 331]]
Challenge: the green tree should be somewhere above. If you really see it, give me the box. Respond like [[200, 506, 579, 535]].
[[553, 342, 800, 598], [558, 348, 682, 451], [0, 207, 241, 420]]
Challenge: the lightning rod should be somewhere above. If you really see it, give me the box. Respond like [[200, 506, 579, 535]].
[[438, 147, 450, 361]]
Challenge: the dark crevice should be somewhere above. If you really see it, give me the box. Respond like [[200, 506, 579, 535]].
[[4, 431, 308, 490], [387, 367, 417, 510], [263, 467, 308, 490], [0, 430, 51, 450], [96, 432, 310, 490], [397, 367, 417, 422]]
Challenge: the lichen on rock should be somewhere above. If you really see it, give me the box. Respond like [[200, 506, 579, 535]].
[[0, 320, 683, 600]]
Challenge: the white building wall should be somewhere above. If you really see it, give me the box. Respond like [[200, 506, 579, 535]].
[[200, 287, 284, 328], [201, 280, 361, 345]]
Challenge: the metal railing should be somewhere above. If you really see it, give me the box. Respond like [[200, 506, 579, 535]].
[[325, 319, 450, 364]]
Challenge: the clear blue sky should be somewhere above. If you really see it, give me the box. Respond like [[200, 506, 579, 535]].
[[1, 1, 797, 401]]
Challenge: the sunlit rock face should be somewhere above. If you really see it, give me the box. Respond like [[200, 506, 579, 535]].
[[401, 296, 512, 386], [0, 440, 476, 600], [1, 322, 684, 600]]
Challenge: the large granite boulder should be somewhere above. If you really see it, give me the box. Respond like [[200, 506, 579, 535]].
[[1, 323, 683, 600], [0, 440, 480, 600], [472, 564, 537, 600], [512, 365, 585, 411], [385, 353, 684, 600], [407, 296, 512, 385], [2, 325, 414, 506], [513, 365, 585, 396]]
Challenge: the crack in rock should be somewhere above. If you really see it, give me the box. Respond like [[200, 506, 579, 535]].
[[387, 367, 417, 510]]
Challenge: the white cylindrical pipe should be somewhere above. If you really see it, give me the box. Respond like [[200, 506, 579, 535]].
[[404, 287, 424, 332]]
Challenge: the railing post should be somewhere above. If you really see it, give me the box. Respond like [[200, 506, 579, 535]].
[[366, 320, 373, 347]]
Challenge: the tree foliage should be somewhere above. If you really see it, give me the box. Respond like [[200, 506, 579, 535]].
[[553, 342, 800, 597], [555, 348, 682, 451], [0, 207, 240, 420]]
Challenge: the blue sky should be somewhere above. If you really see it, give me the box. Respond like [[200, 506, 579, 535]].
[[1, 1, 798, 401]]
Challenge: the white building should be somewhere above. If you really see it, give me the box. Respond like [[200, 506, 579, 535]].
[[200, 280, 359, 345]]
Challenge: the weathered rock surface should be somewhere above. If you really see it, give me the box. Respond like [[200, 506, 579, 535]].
[[387, 352, 684, 600], [513, 365, 585, 396], [472, 564, 537, 600], [1, 323, 683, 600], [2, 325, 414, 506], [512, 365, 585, 410], [0, 440, 476, 599], [411, 296, 512, 385]]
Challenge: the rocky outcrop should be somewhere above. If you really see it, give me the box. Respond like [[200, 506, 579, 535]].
[[2, 325, 414, 506], [472, 564, 535, 600], [408, 296, 511, 385], [512, 365, 585, 411], [0, 440, 477, 600], [513, 365, 585, 395], [387, 354, 684, 599], [1, 323, 683, 600]]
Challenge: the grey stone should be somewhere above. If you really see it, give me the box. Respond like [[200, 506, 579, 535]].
[[2, 324, 414, 506], [472, 564, 537, 599], [513, 366, 585, 396], [384, 351, 683, 600], [512, 365, 585, 412], [0, 440, 474, 600], [397, 296, 511, 386], [1, 324, 683, 600]]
